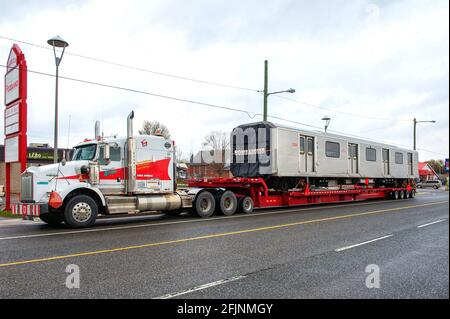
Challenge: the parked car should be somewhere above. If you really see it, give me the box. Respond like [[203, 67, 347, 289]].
[[417, 180, 441, 189]]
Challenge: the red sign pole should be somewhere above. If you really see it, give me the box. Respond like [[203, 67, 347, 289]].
[[4, 44, 27, 211]]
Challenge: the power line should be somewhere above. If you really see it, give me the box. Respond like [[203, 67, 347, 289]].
[[274, 95, 411, 122], [0, 35, 259, 93], [1, 35, 419, 124], [1, 64, 446, 157]]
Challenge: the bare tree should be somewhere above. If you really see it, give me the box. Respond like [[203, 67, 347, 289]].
[[201, 131, 230, 176], [202, 131, 229, 151], [139, 120, 171, 139]]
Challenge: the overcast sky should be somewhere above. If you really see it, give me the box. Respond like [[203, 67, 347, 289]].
[[1, 0, 448, 161]]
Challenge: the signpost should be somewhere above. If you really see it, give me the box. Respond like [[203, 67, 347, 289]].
[[4, 44, 27, 211]]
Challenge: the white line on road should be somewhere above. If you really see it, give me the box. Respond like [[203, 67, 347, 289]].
[[417, 219, 447, 228], [335, 234, 393, 252], [154, 276, 246, 299], [0, 200, 408, 241]]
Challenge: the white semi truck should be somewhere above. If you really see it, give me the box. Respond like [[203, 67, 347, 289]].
[[15, 111, 196, 227]]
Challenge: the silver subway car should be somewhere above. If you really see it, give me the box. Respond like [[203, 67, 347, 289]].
[[231, 122, 419, 190]]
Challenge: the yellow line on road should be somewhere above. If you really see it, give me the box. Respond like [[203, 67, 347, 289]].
[[0, 200, 448, 268]]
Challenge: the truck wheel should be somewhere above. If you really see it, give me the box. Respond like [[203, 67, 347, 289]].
[[219, 191, 237, 216], [410, 190, 416, 198], [64, 195, 98, 228], [39, 213, 63, 226], [194, 191, 216, 218], [239, 196, 254, 214], [399, 190, 404, 199], [392, 191, 399, 200]]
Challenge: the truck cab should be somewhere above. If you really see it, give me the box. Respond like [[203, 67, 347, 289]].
[[15, 111, 189, 228]]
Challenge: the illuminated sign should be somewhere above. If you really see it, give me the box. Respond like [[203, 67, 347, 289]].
[[5, 135, 19, 163], [4, 103, 20, 135], [5, 67, 20, 105]]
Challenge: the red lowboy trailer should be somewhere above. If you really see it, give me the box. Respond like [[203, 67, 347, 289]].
[[187, 177, 415, 216]]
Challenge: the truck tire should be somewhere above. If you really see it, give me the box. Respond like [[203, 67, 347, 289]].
[[239, 196, 254, 214], [64, 195, 98, 228], [218, 191, 237, 216], [39, 212, 63, 226], [194, 191, 216, 218], [392, 191, 399, 200]]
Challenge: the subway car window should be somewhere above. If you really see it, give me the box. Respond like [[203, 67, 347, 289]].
[[326, 141, 340, 158], [366, 148, 377, 162], [395, 152, 404, 164]]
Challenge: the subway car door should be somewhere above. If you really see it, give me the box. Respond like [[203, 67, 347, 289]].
[[306, 137, 314, 173], [348, 143, 358, 174], [382, 148, 390, 175], [407, 152, 413, 175], [299, 135, 314, 173], [299, 136, 306, 173]]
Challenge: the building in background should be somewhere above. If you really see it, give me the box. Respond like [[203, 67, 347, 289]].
[[418, 162, 440, 181], [0, 144, 71, 194], [187, 150, 232, 178]]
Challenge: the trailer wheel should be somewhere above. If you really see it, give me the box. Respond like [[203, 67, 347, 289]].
[[399, 190, 405, 199], [410, 190, 416, 198], [64, 195, 98, 228], [194, 191, 216, 218], [392, 191, 399, 200], [39, 212, 63, 226], [239, 196, 254, 214], [218, 191, 237, 216]]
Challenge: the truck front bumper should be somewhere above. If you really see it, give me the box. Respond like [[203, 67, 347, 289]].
[[12, 203, 48, 220]]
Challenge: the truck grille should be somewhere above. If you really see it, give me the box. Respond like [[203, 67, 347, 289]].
[[21, 172, 34, 202]]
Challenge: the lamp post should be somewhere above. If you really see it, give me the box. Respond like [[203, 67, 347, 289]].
[[413, 118, 436, 150], [47, 35, 69, 163], [262, 60, 295, 121], [322, 116, 331, 133]]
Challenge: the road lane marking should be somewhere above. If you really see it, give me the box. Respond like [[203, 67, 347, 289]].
[[0, 200, 447, 268], [0, 199, 420, 241], [335, 234, 393, 252], [154, 276, 246, 299], [417, 219, 447, 228]]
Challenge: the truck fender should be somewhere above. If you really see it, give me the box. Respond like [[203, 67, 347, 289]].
[[58, 184, 106, 206], [187, 187, 224, 200]]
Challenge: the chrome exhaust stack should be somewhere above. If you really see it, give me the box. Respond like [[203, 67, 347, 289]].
[[126, 111, 136, 194], [95, 120, 101, 140]]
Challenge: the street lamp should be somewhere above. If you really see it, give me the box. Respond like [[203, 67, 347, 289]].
[[47, 35, 69, 163], [413, 118, 436, 150], [262, 60, 295, 121], [322, 116, 331, 133]]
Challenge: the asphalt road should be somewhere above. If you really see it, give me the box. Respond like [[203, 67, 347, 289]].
[[0, 189, 448, 299]]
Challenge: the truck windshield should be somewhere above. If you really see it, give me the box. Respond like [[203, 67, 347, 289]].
[[72, 144, 97, 161]]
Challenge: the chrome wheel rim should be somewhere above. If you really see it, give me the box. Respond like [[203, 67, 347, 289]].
[[223, 197, 233, 210], [72, 202, 92, 223], [200, 198, 211, 212]]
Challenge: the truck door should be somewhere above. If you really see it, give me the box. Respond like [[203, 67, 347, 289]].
[[98, 143, 125, 194], [299, 135, 314, 173], [383, 148, 390, 175], [348, 143, 358, 174]]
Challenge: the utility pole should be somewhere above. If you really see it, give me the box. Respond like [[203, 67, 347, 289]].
[[261, 60, 295, 122], [263, 60, 268, 121]]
